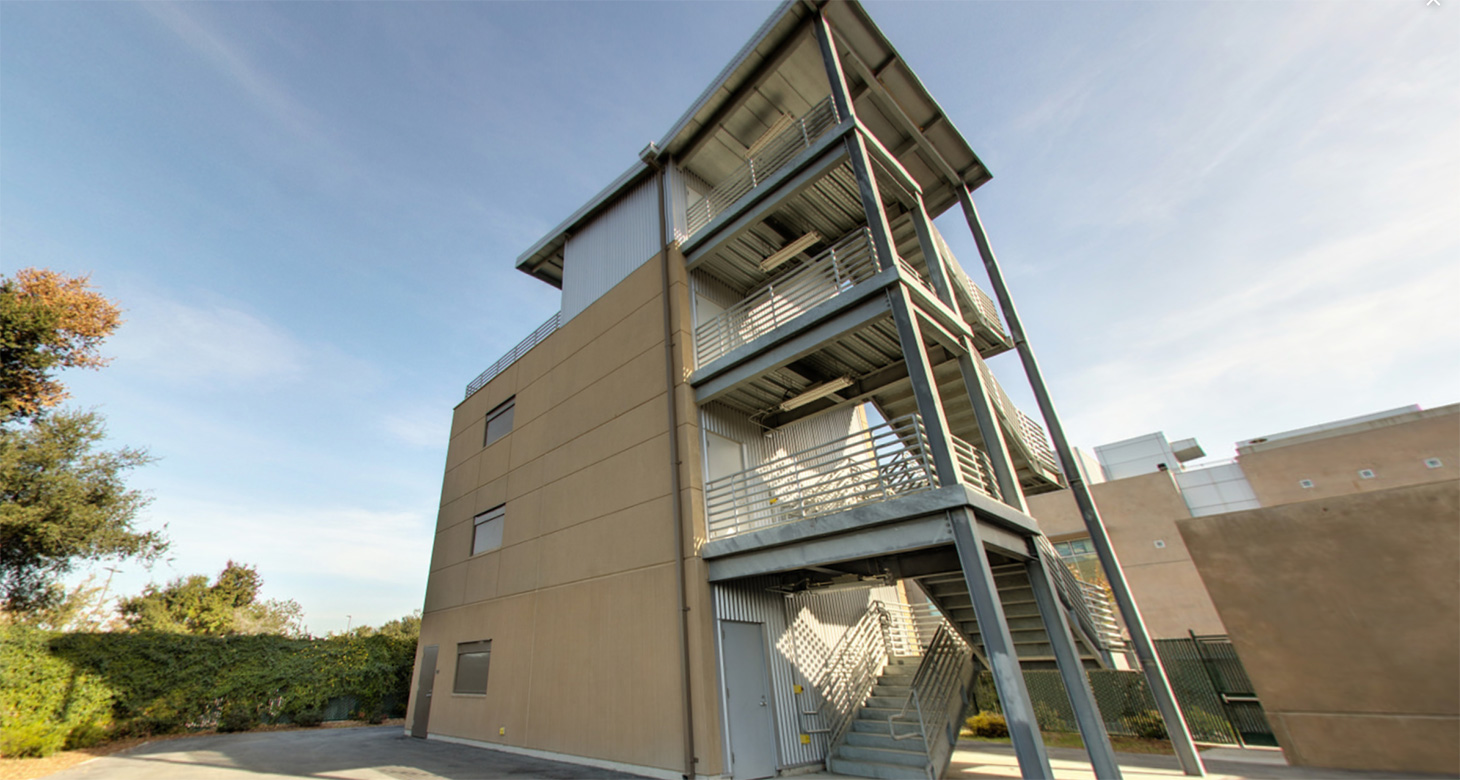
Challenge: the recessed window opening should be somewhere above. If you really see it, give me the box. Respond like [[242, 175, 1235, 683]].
[[1425, 457, 1443, 469], [1358, 469, 1376, 479], [484, 397, 515, 447], [454, 640, 492, 695], [472, 506, 504, 556]]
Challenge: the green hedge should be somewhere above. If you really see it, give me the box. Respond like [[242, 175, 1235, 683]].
[[0, 626, 416, 757]]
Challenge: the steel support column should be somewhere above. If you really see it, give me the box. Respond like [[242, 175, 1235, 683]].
[[888, 288, 958, 486], [814, 12, 899, 274], [1026, 552, 1123, 779], [949, 508, 1052, 779], [906, 193, 1027, 511], [958, 186, 1206, 776]]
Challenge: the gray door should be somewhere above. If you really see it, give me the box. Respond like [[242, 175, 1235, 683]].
[[410, 645, 438, 738], [722, 621, 778, 780]]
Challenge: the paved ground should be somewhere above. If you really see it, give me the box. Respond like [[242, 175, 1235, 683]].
[[43, 726, 640, 780], [42, 726, 1457, 780]]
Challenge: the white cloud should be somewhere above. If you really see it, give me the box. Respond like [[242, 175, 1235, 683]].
[[109, 295, 309, 386]]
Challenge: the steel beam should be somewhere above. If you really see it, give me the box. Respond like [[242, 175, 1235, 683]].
[[693, 291, 891, 404], [888, 287, 959, 487], [907, 195, 958, 309], [958, 186, 1206, 776], [678, 21, 813, 163], [1026, 552, 1123, 779], [682, 123, 853, 267], [949, 508, 1052, 779]]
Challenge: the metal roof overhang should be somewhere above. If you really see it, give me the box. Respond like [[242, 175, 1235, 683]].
[[514, 0, 993, 288]]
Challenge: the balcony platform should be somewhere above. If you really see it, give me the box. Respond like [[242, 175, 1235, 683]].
[[702, 484, 1041, 582]]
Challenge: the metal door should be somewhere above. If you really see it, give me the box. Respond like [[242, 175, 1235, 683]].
[[722, 621, 778, 780], [410, 645, 438, 738]]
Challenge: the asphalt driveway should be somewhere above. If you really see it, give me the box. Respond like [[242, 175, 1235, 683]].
[[44, 726, 644, 780]]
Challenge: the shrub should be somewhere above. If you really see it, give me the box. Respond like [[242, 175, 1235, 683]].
[[966, 711, 1009, 738], [0, 625, 117, 757], [1126, 709, 1168, 739], [289, 707, 324, 728], [217, 703, 258, 733], [1, 720, 68, 758]]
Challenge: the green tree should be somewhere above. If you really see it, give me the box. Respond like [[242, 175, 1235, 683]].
[[1, 410, 165, 614], [120, 561, 304, 637], [1, 268, 122, 423]]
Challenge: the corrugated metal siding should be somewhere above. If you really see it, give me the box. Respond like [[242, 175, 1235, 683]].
[[713, 579, 899, 769], [561, 175, 660, 322], [747, 405, 866, 467], [669, 164, 713, 242]]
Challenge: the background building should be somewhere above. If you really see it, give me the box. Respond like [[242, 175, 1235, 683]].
[[1030, 402, 1459, 638]]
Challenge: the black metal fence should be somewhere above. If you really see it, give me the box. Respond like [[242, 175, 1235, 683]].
[[968, 635, 1275, 746]]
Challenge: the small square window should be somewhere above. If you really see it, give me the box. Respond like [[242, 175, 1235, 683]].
[[1298, 479, 1315, 489], [1358, 469, 1376, 479], [484, 397, 515, 448], [472, 506, 504, 556], [1425, 458, 1443, 469], [454, 640, 491, 694], [1153, 539, 1166, 549]]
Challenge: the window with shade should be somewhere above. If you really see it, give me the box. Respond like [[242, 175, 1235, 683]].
[[454, 640, 491, 695]]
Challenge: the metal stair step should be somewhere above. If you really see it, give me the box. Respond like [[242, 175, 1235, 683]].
[[828, 755, 929, 779], [845, 731, 928, 753], [836, 743, 929, 768]]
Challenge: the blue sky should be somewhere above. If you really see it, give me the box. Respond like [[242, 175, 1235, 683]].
[[3, 1, 1455, 634]]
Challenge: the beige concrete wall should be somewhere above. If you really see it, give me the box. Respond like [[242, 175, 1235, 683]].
[[1239, 408, 1459, 507], [410, 250, 725, 776], [1177, 481, 1460, 775], [1027, 472, 1226, 637]]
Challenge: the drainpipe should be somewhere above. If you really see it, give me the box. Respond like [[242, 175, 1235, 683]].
[[643, 143, 698, 780]]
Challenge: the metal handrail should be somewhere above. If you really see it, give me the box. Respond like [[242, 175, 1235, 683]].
[[1035, 535, 1118, 656], [694, 228, 880, 367], [934, 228, 1010, 346], [464, 312, 560, 399], [803, 601, 896, 759], [950, 434, 1002, 501], [685, 96, 841, 238], [704, 415, 938, 540], [887, 620, 974, 780], [972, 355, 1062, 477]]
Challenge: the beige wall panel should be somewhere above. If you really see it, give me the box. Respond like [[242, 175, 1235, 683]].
[[682, 557, 725, 775], [440, 454, 482, 508], [1240, 413, 1460, 507], [681, 485, 708, 555], [508, 333, 562, 395], [454, 363, 519, 437], [512, 372, 555, 429], [540, 395, 667, 485], [506, 410, 555, 472], [552, 259, 664, 361], [1268, 713, 1459, 775], [431, 518, 474, 573], [535, 351, 667, 457], [413, 594, 539, 747], [462, 550, 501, 604], [505, 456, 544, 502], [549, 300, 666, 408], [472, 478, 508, 517], [1026, 489, 1082, 536], [500, 488, 541, 548], [1123, 560, 1226, 636], [436, 494, 475, 534], [1178, 482, 1460, 774], [496, 536, 542, 598], [476, 439, 512, 487], [523, 564, 684, 771], [445, 420, 485, 471], [538, 435, 673, 537], [537, 496, 677, 589], [423, 561, 468, 614]]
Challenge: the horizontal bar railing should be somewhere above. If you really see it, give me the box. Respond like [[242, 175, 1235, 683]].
[[973, 356, 1062, 479], [464, 312, 560, 399], [809, 602, 895, 763], [704, 415, 938, 540], [934, 228, 1011, 347], [685, 95, 841, 238], [1035, 535, 1114, 656], [694, 228, 881, 368], [950, 434, 1002, 502]]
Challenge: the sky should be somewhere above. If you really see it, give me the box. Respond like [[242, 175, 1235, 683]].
[[3, 1, 1455, 635]]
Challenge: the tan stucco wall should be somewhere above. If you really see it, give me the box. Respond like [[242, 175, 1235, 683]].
[[410, 250, 725, 776], [1239, 407, 1459, 507], [1177, 481, 1460, 775], [1026, 472, 1226, 637]]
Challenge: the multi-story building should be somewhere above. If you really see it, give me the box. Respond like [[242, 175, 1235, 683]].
[[1031, 403, 1459, 638], [406, 3, 1157, 779]]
